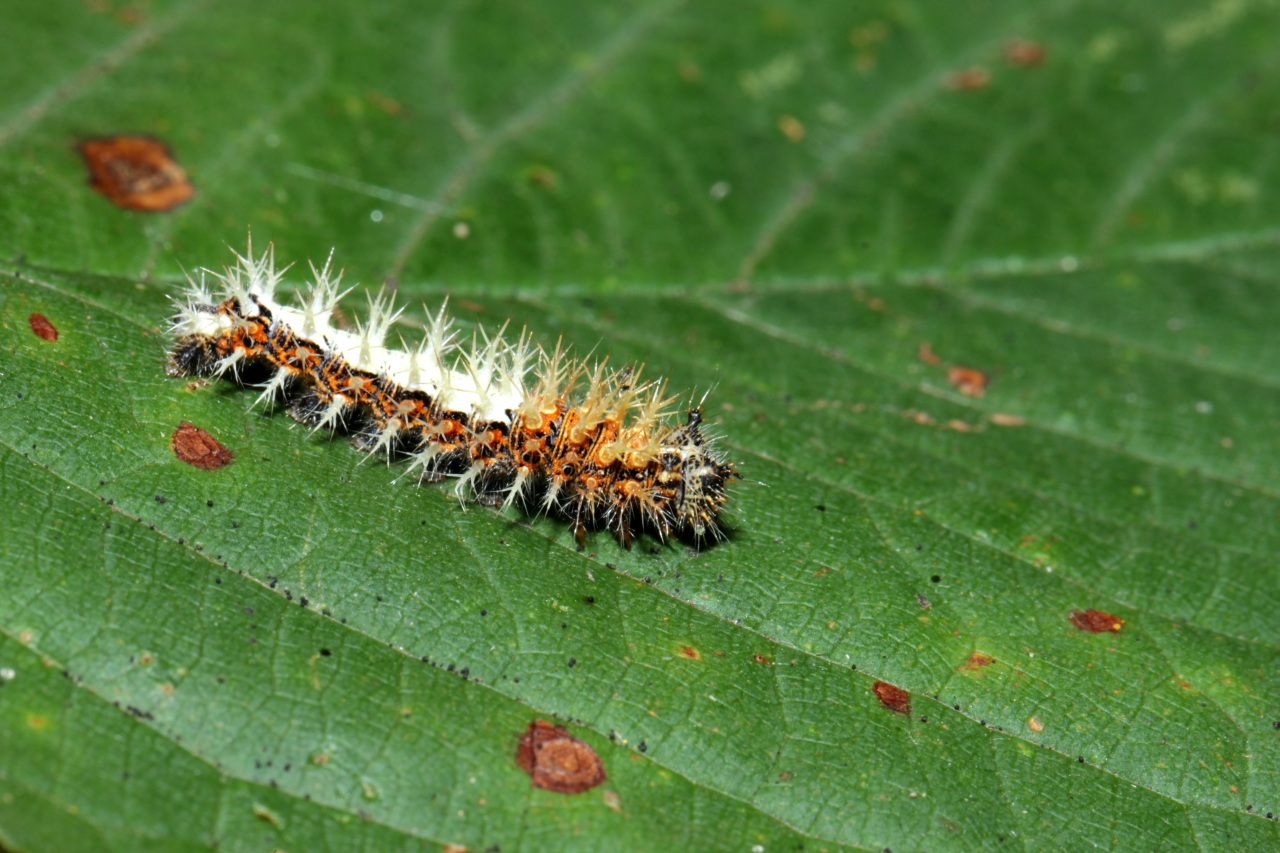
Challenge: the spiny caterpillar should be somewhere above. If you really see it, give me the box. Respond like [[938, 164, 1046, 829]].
[[165, 239, 739, 549]]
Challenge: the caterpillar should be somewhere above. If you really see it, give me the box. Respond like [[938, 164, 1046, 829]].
[[164, 239, 739, 549]]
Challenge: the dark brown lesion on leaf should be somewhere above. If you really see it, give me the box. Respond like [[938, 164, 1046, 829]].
[[515, 720, 606, 794], [1069, 609, 1124, 633], [171, 422, 233, 470], [28, 313, 58, 342], [873, 680, 911, 715], [957, 652, 994, 672], [78, 135, 195, 212]]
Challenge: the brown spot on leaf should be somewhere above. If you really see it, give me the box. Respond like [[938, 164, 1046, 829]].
[[989, 412, 1026, 427], [28, 313, 58, 342], [1004, 39, 1047, 67], [1027, 716, 1045, 733], [945, 66, 991, 91], [677, 646, 702, 660], [365, 89, 404, 116], [443, 845, 468, 853], [752, 653, 773, 666], [1069, 609, 1124, 633], [515, 720, 606, 795], [171, 422, 233, 470], [947, 366, 990, 397], [958, 652, 994, 672], [78, 135, 194, 212], [778, 114, 806, 142], [917, 341, 942, 366], [525, 164, 559, 189], [873, 681, 911, 715]]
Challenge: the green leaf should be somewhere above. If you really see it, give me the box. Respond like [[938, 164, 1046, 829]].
[[2, 0, 1279, 851]]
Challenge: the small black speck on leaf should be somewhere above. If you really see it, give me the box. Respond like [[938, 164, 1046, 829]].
[[567, 658, 577, 667], [319, 649, 331, 657], [154, 495, 167, 504], [637, 741, 647, 753]]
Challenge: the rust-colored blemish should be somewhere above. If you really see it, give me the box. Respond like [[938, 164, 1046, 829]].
[[171, 422, 233, 470], [903, 408, 937, 427], [873, 681, 911, 715], [443, 844, 468, 853], [958, 652, 994, 672], [989, 412, 1026, 427], [947, 366, 990, 397], [917, 341, 942, 366], [365, 89, 404, 116], [525, 164, 559, 189], [945, 66, 991, 91], [78, 135, 195, 212], [26, 713, 48, 730], [28, 313, 58, 342], [515, 720, 606, 795], [1004, 39, 1047, 67], [1069, 609, 1124, 633], [778, 114, 806, 142], [677, 646, 702, 661], [752, 654, 773, 666], [1027, 716, 1044, 733]]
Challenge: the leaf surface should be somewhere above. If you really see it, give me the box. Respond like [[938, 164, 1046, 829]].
[[2, 1, 1279, 851]]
